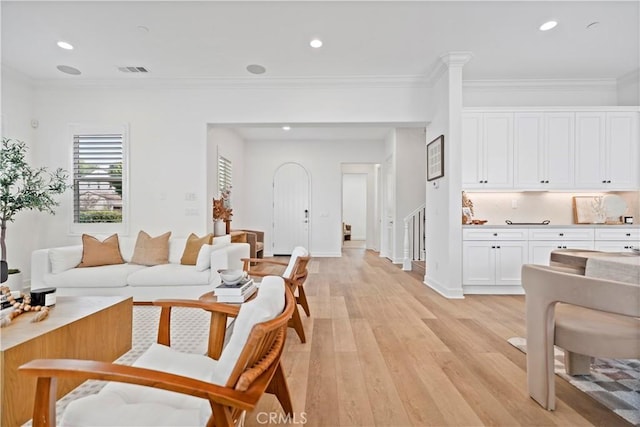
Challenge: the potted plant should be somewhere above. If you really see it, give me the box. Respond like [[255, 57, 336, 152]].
[[212, 187, 232, 236], [1, 138, 69, 290]]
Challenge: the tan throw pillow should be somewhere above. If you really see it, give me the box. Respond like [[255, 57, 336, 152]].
[[130, 231, 172, 266], [180, 233, 213, 265], [77, 234, 125, 268]]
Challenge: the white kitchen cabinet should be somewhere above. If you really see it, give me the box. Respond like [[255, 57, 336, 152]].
[[528, 228, 595, 265], [462, 113, 513, 189], [514, 112, 574, 189], [462, 228, 528, 286], [594, 228, 639, 253], [575, 112, 639, 190]]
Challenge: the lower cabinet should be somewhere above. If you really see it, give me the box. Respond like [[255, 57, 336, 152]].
[[462, 240, 528, 286], [529, 241, 594, 265], [594, 229, 640, 253]]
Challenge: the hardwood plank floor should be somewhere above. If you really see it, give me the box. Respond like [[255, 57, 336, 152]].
[[244, 248, 629, 426]]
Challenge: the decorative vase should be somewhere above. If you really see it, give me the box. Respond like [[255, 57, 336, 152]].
[[214, 220, 227, 236]]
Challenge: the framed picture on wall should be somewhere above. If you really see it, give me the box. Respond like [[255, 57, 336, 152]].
[[427, 135, 444, 181]]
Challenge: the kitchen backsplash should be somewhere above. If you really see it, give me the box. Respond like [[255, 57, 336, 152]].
[[466, 191, 639, 226]]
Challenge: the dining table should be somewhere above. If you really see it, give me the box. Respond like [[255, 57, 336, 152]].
[[550, 249, 640, 285]]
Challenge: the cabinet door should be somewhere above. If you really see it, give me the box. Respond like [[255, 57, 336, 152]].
[[594, 241, 639, 253], [545, 113, 575, 188], [462, 113, 484, 188], [606, 112, 639, 189], [514, 113, 544, 188], [483, 113, 514, 188], [494, 241, 527, 285], [462, 241, 495, 285], [575, 112, 606, 189]]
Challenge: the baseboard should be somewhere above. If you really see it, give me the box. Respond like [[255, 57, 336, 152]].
[[462, 285, 525, 295], [424, 275, 465, 299], [310, 251, 342, 257]]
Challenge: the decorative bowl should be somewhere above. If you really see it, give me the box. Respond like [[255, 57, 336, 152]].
[[219, 269, 245, 285]]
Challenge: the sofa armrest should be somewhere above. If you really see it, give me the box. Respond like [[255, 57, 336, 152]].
[[31, 249, 52, 290]]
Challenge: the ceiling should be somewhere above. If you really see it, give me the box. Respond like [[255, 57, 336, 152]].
[[2, 1, 638, 141]]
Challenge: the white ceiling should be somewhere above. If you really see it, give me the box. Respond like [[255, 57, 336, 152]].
[[2, 1, 637, 141]]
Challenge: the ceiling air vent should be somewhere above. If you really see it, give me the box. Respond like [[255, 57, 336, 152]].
[[118, 66, 149, 73]]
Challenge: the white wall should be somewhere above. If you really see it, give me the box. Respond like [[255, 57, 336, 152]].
[[342, 174, 367, 240], [242, 139, 385, 257], [463, 81, 619, 107], [1, 70, 38, 283], [618, 70, 640, 106]]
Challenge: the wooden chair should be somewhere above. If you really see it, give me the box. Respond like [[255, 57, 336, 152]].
[[242, 246, 311, 343], [522, 264, 640, 411], [19, 276, 295, 427]]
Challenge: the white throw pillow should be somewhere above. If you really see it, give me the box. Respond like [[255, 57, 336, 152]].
[[195, 244, 212, 272], [49, 246, 83, 274]]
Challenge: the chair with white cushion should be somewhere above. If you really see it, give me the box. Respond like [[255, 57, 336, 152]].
[[242, 246, 311, 343], [20, 276, 295, 427]]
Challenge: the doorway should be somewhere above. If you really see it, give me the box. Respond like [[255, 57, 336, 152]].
[[273, 162, 310, 255], [342, 173, 367, 249]]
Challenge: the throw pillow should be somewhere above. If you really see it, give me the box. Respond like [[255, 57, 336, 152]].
[[195, 244, 212, 271], [77, 234, 125, 268], [180, 233, 213, 265], [130, 231, 172, 266]]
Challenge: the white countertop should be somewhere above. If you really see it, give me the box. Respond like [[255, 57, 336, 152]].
[[462, 223, 639, 229]]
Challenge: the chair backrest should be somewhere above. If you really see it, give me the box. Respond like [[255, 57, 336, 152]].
[[210, 276, 294, 389], [283, 246, 309, 278]]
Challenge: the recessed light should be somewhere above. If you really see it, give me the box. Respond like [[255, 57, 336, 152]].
[[57, 41, 74, 50], [246, 64, 266, 75], [56, 65, 81, 75], [539, 21, 558, 31], [282, 126, 291, 131], [310, 39, 323, 48]]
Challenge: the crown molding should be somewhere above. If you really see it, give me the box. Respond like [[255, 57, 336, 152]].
[[439, 52, 474, 68], [30, 75, 430, 90], [463, 78, 617, 92]]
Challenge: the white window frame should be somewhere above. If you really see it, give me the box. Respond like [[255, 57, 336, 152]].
[[68, 123, 130, 236]]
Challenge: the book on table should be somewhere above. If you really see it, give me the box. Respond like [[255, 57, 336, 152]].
[[214, 278, 254, 295], [216, 282, 257, 303]]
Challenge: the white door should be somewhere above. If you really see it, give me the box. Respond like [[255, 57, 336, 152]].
[[494, 241, 528, 286], [462, 241, 495, 285], [483, 113, 514, 188], [514, 113, 544, 188], [575, 112, 606, 189], [606, 112, 639, 188], [273, 163, 310, 255]]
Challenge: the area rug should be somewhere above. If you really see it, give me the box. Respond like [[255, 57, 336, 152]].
[[23, 305, 212, 426], [508, 337, 640, 426]]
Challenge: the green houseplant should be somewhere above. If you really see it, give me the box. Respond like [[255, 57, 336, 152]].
[[1, 138, 69, 286]]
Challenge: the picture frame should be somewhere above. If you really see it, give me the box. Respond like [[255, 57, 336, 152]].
[[427, 135, 444, 181]]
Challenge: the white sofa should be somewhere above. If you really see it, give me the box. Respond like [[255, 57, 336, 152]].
[[31, 235, 249, 302]]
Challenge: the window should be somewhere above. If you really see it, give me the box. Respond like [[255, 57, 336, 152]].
[[70, 124, 128, 234], [217, 154, 232, 197]]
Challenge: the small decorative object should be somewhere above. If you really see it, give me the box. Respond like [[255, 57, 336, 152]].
[[30, 287, 57, 307], [212, 186, 233, 236], [573, 196, 624, 224], [0, 285, 50, 327], [427, 135, 444, 181], [624, 216, 634, 224], [1, 138, 69, 283], [462, 191, 475, 224]]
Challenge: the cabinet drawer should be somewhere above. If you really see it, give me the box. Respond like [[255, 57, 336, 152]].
[[594, 228, 640, 241], [529, 228, 594, 241], [463, 228, 527, 241]]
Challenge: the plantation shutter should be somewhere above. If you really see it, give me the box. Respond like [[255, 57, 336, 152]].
[[73, 134, 124, 223], [217, 155, 232, 194]]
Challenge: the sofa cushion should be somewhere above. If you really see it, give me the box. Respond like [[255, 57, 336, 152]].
[[78, 234, 125, 268], [49, 245, 83, 274], [180, 233, 213, 265], [44, 263, 146, 288], [127, 264, 211, 287], [131, 231, 171, 266], [195, 244, 212, 272]]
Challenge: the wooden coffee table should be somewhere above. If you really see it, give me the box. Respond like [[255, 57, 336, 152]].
[[0, 296, 132, 427]]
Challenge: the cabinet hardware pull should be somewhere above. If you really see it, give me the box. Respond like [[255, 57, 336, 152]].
[[607, 180, 611, 183], [496, 246, 501, 249], [626, 233, 631, 236], [559, 233, 564, 236], [545, 180, 549, 183], [540, 180, 544, 183], [493, 233, 498, 236], [491, 246, 495, 249]]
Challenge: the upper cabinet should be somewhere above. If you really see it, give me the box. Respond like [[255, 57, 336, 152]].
[[575, 112, 639, 190], [514, 112, 574, 190], [462, 112, 513, 189], [463, 108, 639, 191]]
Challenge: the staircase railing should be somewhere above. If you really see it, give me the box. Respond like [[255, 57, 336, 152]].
[[402, 204, 426, 271]]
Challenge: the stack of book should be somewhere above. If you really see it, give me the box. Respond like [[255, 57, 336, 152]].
[[214, 278, 257, 303]]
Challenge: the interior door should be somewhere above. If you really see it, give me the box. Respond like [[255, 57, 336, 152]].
[[273, 163, 310, 255]]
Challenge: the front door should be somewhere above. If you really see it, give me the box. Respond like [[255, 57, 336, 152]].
[[273, 162, 310, 255]]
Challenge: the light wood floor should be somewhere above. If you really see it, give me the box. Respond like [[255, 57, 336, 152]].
[[244, 248, 629, 427]]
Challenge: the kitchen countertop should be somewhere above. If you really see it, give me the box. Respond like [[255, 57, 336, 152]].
[[462, 223, 639, 229]]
